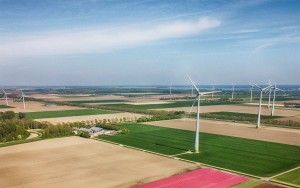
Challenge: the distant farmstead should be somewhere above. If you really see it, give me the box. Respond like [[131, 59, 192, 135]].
[[79, 127, 103, 134]]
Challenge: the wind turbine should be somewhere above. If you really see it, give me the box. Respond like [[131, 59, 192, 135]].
[[18, 89, 26, 109], [249, 84, 254, 103], [188, 75, 221, 153], [267, 80, 272, 109], [211, 84, 215, 98], [254, 84, 271, 128], [231, 83, 235, 100], [169, 82, 172, 97], [271, 83, 283, 116], [1, 89, 8, 106]]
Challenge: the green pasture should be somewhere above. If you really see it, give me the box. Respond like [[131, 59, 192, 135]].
[[99, 123, 300, 177]]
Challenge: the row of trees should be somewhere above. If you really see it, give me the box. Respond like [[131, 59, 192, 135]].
[[42, 125, 74, 138]]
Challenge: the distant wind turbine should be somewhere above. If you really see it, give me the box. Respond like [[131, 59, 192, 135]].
[[249, 84, 254, 103], [169, 82, 172, 97], [17, 89, 26, 109], [188, 75, 221, 153], [254, 84, 271, 128], [271, 83, 283, 116], [231, 83, 235, 100], [267, 80, 272, 109], [1, 89, 8, 106]]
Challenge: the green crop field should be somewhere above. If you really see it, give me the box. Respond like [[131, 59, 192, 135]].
[[101, 100, 240, 110], [25, 109, 116, 119], [201, 112, 281, 123], [69, 99, 128, 104], [0, 105, 13, 109], [274, 168, 300, 186], [99, 123, 300, 177]]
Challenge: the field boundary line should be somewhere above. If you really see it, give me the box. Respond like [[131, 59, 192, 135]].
[[93, 138, 174, 159], [270, 179, 300, 188], [173, 157, 262, 179], [94, 138, 261, 179], [269, 166, 300, 179], [170, 151, 192, 157]]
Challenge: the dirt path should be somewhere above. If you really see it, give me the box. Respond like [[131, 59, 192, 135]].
[[145, 119, 300, 146], [0, 137, 198, 188]]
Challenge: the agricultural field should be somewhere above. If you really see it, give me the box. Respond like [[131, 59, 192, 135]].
[[35, 112, 145, 124], [145, 118, 300, 146], [273, 168, 300, 186], [199, 112, 300, 128], [25, 109, 115, 119], [99, 123, 300, 177], [68, 99, 128, 104], [49, 94, 127, 102], [159, 104, 300, 117], [0, 137, 198, 188], [200, 111, 281, 123], [0, 101, 83, 113], [0, 104, 12, 109], [100, 100, 240, 110]]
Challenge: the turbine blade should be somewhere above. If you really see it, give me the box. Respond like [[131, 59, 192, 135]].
[[254, 84, 262, 90], [199, 91, 221, 96], [262, 85, 272, 91], [188, 99, 197, 114], [187, 75, 200, 94]]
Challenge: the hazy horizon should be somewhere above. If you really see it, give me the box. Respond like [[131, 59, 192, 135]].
[[0, 0, 299, 85]]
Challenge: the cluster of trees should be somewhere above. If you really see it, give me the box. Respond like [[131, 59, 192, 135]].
[[137, 111, 184, 122], [0, 111, 26, 120], [77, 131, 90, 138], [0, 119, 30, 142], [0, 111, 30, 142]]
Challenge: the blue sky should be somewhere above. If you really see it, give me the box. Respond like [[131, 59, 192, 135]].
[[0, 0, 299, 85]]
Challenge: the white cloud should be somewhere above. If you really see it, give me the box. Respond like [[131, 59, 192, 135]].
[[253, 34, 300, 53], [0, 17, 220, 59]]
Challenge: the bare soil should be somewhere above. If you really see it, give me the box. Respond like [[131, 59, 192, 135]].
[[0, 137, 198, 188], [0, 100, 83, 112], [145, 119, 300, 146]]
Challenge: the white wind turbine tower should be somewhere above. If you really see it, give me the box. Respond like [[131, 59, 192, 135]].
[[1, 89, 9, 106], [211, 84, 215, 98], [19, 89, 26, 109], [267, 80, 272, 109], [249, 84, 254, 103], [188, 75, 220, 153], [231, 83, 235, 100], [169, 82, 172, 97], [254, 84, 271, 128], [271, 83, 283, 116]]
